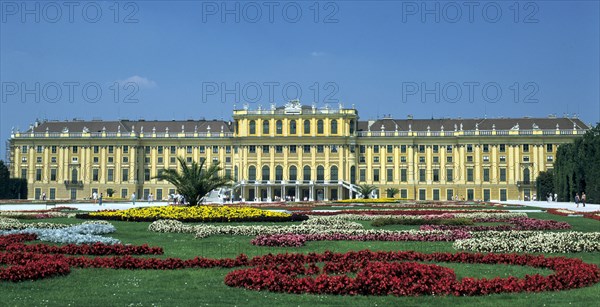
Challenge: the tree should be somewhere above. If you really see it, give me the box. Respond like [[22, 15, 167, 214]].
[[0, 160, 26, 199], [385, 187, 399, 198], [0, 160, 9, 198], [356, 184, 376, 199], [154, 157, 231, 206], [536, 171, 554, 201]]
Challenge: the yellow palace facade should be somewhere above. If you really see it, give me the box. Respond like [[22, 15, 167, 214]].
[[7, 101, 589, 202]]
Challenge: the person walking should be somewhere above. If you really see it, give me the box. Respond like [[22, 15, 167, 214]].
[[148, 193, 153, 204], [575, 193, 580, 208], [98, 193, 103, 206], [92, 191, 98, 204], [582, 192, 586, 207], [131, 192, 136, 206]]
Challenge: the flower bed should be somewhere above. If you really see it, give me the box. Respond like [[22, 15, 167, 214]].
[[454, 231, 600, 253], [0, 220, 120, 245], [224, 250, 600, 296], [251, 230, 472, 247], [421, 217, 571, 231], [296, 209, 504, 216], [583, 212, 600, 221], [78, 206, 308, 222]]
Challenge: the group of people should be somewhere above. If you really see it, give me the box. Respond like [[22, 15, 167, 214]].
[[169, 193, 185, 205], [575, 192, 587, 207], [92, 191, 103, 206]]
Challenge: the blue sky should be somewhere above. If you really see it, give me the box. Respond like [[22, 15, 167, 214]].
[[1, 0, 599, 156]]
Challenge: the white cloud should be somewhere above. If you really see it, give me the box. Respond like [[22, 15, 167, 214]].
[[310, 51, 326, 57], [118, 75, 157, 88]]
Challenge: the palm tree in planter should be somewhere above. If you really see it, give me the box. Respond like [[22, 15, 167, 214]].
[[385, 187, 399, 198], [154, 157, 231, 206], [357, 184, 377, 199]]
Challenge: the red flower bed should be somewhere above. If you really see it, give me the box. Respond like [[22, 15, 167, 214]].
[[2, 233, 599, 297], [251, 231, 472, 247], [583, 212, 600, 221], [546, 209, 573, 217], [225, 250, 600, 296], [421, 217, 571, 231]]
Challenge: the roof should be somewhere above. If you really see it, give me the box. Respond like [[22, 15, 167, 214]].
[[28, 119, 233, 134], [357, 117, 589, 132]]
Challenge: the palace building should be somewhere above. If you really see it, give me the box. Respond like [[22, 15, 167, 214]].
[[7, 101, 589, 202]]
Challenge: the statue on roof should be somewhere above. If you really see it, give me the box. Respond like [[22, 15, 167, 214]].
[[284, 99, 302, 114]]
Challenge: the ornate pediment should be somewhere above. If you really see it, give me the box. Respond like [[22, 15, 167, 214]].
[[284, 99, 302, 114]]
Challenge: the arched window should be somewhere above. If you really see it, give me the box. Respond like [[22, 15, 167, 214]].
[[275, 165, 283, 181], [249, 120, 256, 135], [317, 120, 324, 134], [262, 165, 270, 181], [349, 120, 355, 134], [523, 168, 530, 183], [303, 165, 311, 181], [330, 120, 338, 135], [289, 165, 297, 181], [248, 166, 256, 181], [317, 165, 325, 182], [330, 165, 338, 181], [71, 168, 78, 182], [304, 120, 310, 134], [276, 120, 283, 134], [289, 120, 297, 134], [262, 120, 269, 134]]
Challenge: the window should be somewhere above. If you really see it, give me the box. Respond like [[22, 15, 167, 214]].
[[107, 157, 114, 163], [387, 145, 393, 153], [500, 168, 506, 181], [499, 144, 506, 152], [262, 145, 269, 153], [249, 120, 256, 134], [446, 145, 452, 153], [446, 168, 453, 182], [36, 157, 42, 163], [547, 155, 554, 162], [170, 146, 176, 154], [317, 145, 324, 153], [523, 156, 530, 162], [400, 189, 408, 199], [35, 169, 42, 181], [359, 169, 366, 182], [373, 168, 380, 182], [433, 169, 439, 182], [275, 146, 283, 153], [446, 189, 454, 200], [199, 146, 205, 153], [212, 146, 218, 154], [92, 169, 99, 181], [386, 168, 393, 182], [72, 146, 78, 153], [317, 166, 325, 182], [49, 188, 56, 200], [546, 144, 553, 152], [108, 146, 114, 154], [186, 146, 193, 154], [359, 145, 366, 154], [387, 156, 393, 163], [466, 156, 473, 162], [249, 145, 256, 153], [418, 145, 425, 153], [21, 168, 27, 179], [21, 146, 28, 154], [483, 168, 490, 182], [36, 145, 43, 153], [170, 157, 176, 164], [331, 166, 338, 181], [433, 189, 440, 201], [289, 145, 297, 153], [303, 145, 311, 153], [187, 157, 192, 163], [225, 157, 231, 163], [401, 145, 407, 153], [483, 156, 489, 162], [144, 169, 150, 181], [72, 157, 79, 163], [51, 146, 57, 153], [121, 189, 128, 199], [419, 156, 425, 163], [419, 169, 426, 182], [331, 145, 338, 153], [359, 156, 366, 163], [433, 145, 439, 153], [226, 146, 231, 154], [447, 156, 453, 163], [433, 156, 439, 163], [107, 169, 114, 182], [248, 166, 256, 180], [276, 120, 283, 134], [499, 155, 506, 162], [263, 120, 270, 134], [289, 120, 297, 134], [122, 168, 129, 182], [523, 144, 529, 152], [123, 146, 129, 153], [373, 145, 379, 153], [123, 156, 129, 163], [467, 168, 474, 181], [400, 156, 407, 163], [400, 169, 407, 182], [330, 120, 338, 134], [317, 120, 324, 134], [51, 157, 57, 163], [289, 166, 297, 181], [303, 165, 311, 181], [157, 146, 163, 154], [50, 169, 57, 181], [275, 166, 283, 181], [262, 166, 270, 181], [483, 144, 489, 152], [145, 146, 151, 154], [304, 120, 310, 134], [373, 156, 380, 163], [466, 144, 473, 153]]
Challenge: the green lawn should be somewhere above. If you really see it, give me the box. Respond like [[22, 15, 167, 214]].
[[1, 213, 599, 306]]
